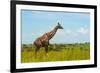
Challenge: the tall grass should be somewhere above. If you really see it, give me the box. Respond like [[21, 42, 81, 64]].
[[21, 43, 90, 63]]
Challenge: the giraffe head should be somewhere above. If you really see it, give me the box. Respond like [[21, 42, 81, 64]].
[[57, 22, 63, 29]]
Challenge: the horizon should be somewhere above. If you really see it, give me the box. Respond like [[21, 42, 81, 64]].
[[22, 42, 90, 45]]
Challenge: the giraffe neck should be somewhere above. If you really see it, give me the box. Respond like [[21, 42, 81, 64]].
[[47, 26, 58, 40]]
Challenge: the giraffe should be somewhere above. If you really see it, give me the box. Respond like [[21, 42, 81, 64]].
[[33, 22, 63, 57]]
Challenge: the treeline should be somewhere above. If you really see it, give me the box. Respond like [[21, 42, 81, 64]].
[[21, 42, 90, 52]]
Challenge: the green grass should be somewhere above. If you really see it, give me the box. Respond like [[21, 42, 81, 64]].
[[21, 43, 90, 63]]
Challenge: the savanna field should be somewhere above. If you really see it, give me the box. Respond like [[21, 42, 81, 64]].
[[21, 43, 90, 63]]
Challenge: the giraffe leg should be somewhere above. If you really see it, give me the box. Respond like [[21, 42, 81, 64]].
[[34, 46, 40, 58], [44, 45, 48, 57]]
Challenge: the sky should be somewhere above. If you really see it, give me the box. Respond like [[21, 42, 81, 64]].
[[21, 10, 90, 44]]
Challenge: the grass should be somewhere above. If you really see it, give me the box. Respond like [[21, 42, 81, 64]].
[[21, 43, 90, 63]]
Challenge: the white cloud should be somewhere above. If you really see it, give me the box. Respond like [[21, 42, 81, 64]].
[[56, 29, 72, 37], [65, 29, 72, 34], [56, 27, 89, 37], [77, 27, 89, 34]]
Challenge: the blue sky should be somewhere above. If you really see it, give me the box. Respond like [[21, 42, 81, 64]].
[[21, 10, 90, 44]]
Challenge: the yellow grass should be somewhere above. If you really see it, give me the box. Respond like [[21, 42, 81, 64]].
[[21, 43, 90, 63]]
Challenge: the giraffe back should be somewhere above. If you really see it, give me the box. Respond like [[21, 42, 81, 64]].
[[34, 33, 49, 47]]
